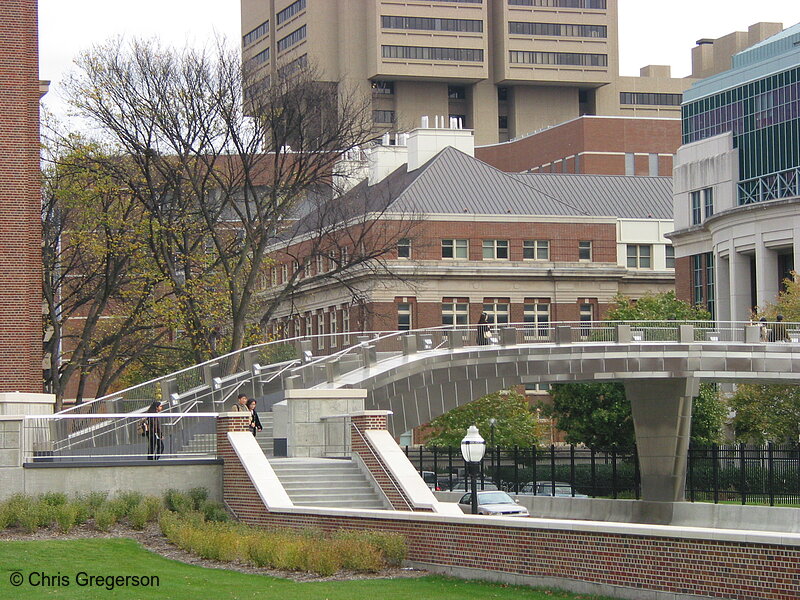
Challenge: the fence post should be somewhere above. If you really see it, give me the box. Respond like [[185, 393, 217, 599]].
[[768, 442, 775, 507], [590, 448, 596, 497], [532, 446, 537, 494], [739, 443, 747, 505], [570, 445, 576, 496], [550, 444, 556, 489], [633, 445, 641, 500], [447, 447, 453, 491], [433, 446, 438, 485], [712, 445, 720, 504], [688, 445, 695, 502], [612, 449, 618, 499], [513, 447, 519, 493]]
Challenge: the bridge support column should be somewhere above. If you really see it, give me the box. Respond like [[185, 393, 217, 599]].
[[624, 377, 697, 503]]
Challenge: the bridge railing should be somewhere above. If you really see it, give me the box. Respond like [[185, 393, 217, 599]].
[[22, 413, 219, 464], [286, 320, 791, 388]]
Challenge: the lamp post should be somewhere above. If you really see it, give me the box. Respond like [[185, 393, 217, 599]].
[[460, 425, 486, 515]]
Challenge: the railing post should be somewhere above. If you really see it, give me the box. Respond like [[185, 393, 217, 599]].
[[555, 326, 572, 345], [500, 327, 517, 347], [744, 325, 761, 344], [614, 325, 632, 343], [402, 334, 418, 356], [679, 325, 694, 343], [361, 344, 376, 368], [325, 358, 340, 383], [447, 329, 463, 350]]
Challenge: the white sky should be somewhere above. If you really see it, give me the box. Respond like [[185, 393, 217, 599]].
[[39, 0, 800, 118]]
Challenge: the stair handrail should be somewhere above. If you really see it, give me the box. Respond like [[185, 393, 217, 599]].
[[351, 420, 414, 512]]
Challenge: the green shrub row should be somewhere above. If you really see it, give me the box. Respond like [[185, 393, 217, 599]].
[[0, 487, 228, 534], [159, 511, 407, 576]]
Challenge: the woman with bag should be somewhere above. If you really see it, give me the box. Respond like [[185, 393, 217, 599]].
[[146, 401, 164, 460]]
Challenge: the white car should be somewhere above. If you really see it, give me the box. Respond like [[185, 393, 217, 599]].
[[458, 490, 529, 517]]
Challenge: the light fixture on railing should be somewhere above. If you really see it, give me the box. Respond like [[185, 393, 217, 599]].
[[170, 392, 180, 407], [212, 377, 223, 390], [420, 336, 434, 350], [302, 350, 314, 363]]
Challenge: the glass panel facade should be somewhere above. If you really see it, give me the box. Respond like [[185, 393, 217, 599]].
[[682, 66, 800, 205]]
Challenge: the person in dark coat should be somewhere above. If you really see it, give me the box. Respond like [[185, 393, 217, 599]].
[[246, 398, 262, 437], [477, 313, 489, 346], [146, 401, 164, 460]]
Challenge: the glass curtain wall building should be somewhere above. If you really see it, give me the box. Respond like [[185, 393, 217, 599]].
[[681, 25, 800, 205]]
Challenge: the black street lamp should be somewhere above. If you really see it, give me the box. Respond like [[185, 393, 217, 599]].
[[460, 425, 486, 515]]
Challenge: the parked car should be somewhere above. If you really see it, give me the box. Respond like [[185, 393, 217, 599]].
[[444, 479, 498, 492], [516, 481, 589, 498], [458, 491, 529, 517], [422, 471, 439, 491]]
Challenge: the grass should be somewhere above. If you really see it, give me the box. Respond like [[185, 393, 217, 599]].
[[0, 538, 615, 600]]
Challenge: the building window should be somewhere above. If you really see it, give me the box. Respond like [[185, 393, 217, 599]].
[[304, 314, 312, 337], [509, 22, 607, 38], [243, 20, 269, 47], [448, 86, 466, 100], [382, 45, 484, 62], [397, 302, 412, 331], [397, 238, 410, 259], [483, 240, 509, 260], [523, 301, 549, 339], [442, 300, 469, 327], [509, 51, 607, 67], [523, 240, 549, 260], [620, 92, 682, 106], [372, 81, 394, 95], [277, 0, 306, 25], [277, 25, 306, 52], [280, 264, 288, 284], [315, 254, 323, 274], [316, 314, 325, 350], [625, 153, 635, 176], [666, 245, 675, 269], [627, 245, 652, 269], [705, 252, 715, 318], [704, 188, 714, 218], [342, 309, 350, 344], [691, 190, 702, 225], [253, 48, 270, 66], [277, 54, 307, 77], [579, 240, 592, 261], [382, 15, 483, 33], [373, 110, 395, 124], [497, 87, 508, 101], [692, 254, 704, 309], [579, 303, 594, 337], [483, 300, 510, 326], [525, 383, 551, 395], [270, 267, 277, 287], [509, 0, 606, 7], [442, 239, 468, 259], [329, 310, 338, 346], [648, 153, 659, 177], [498, 115, 508, 129]]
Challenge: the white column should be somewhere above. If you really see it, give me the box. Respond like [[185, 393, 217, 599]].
[[729, 252, 752, 320], [755, 241, 778, 310], [716, 256, 731, 321]]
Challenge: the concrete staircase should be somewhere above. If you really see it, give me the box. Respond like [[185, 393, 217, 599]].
[[256, 412, 274, 457], [269, 458, 387, 509]]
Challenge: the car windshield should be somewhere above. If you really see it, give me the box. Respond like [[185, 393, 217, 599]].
[[479, 492, 514, 504]]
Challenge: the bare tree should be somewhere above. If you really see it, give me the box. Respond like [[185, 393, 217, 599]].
[[58, 38, 416, 365]]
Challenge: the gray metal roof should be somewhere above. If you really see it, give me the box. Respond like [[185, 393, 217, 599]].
[[387, 146, 673, 219]]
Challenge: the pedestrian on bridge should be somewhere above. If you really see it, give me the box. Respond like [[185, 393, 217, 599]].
[[246, 398, 262, 437], [477, 313, 489, 346]]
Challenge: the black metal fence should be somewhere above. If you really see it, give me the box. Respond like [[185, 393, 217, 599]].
[[404, 443, 800, 506]]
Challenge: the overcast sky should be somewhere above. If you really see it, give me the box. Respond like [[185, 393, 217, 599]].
[[39, 0, 799, 117]]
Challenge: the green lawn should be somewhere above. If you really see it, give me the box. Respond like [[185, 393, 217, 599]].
[[0, 538, 614, 600]]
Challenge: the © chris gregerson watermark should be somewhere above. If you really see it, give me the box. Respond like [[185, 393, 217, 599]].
[[9, 570, 160, 591]]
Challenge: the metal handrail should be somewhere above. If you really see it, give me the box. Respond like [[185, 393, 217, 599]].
[[351, 420, 414, 512]]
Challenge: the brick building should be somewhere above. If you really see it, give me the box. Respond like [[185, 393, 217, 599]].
[[474, 115, 681, 176], [263, 124, 675, 348], [0, 0, 43, 393]]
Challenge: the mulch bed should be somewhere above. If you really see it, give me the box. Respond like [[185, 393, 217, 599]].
[[0, 523, 427, 583]]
